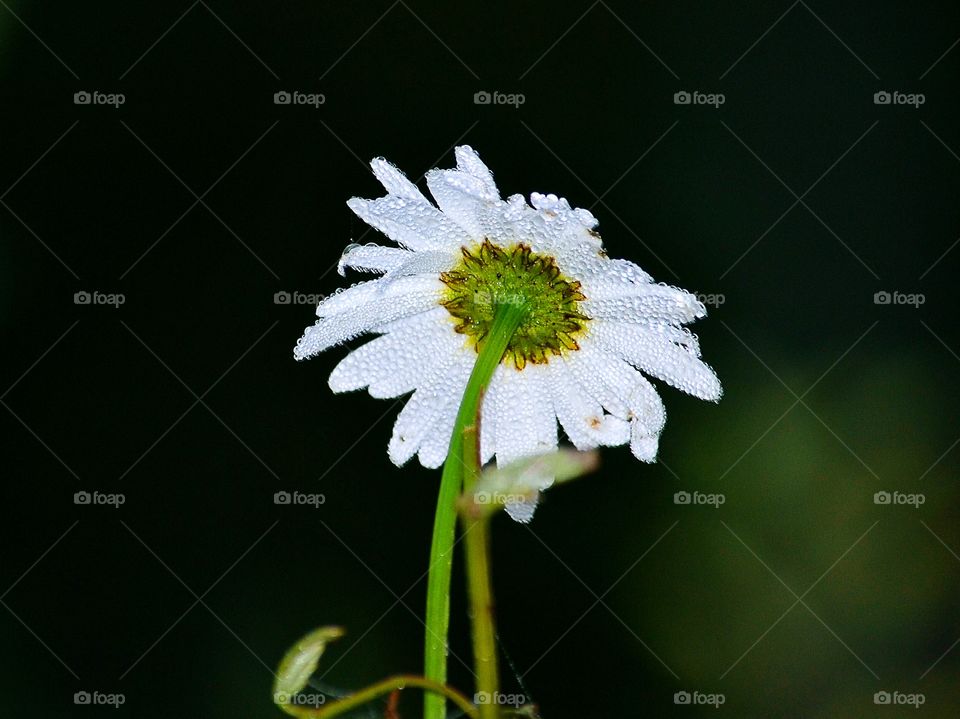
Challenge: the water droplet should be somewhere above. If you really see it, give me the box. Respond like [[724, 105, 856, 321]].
[[337, 243, 363, 276]]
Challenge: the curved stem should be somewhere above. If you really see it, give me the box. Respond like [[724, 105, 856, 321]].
[[424, 302, 525, 719], [278, 674, 478, 719]]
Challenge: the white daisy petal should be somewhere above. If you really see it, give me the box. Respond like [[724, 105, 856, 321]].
[[565, 344, 630, 419], [295, 282, 441, 359], [328, 334, 414, 398], [590, 321, 722, 401], [474, 198, 524, 247], [426, 169, 489, 237], [596, 415, 631, 446], [492, 364, 558, 522], [630, 423, 660, 462], [335, 247, 454, 285], [586, 348, 667, 462], [493, 364, 558, 466], [598, 356, 667, 437], [454, 146, 499, 199], [592, 319, 701, 357], [347, 196, 469, 252], [479, 367, 501, 465], [384, 250, 459, 281], [316, 275, 439, 317], [328, 312, 454, 398], [370, 157, 425, 201], [577, 259, 657, 295], [482, 363, 560, 473], [504, 495, 540, 523], [337, 245, 411, 276], [549, 360, 630, 450], [388, 347, 473, 466], [581, 285, 705, 324], [416, 395, 460, 469]]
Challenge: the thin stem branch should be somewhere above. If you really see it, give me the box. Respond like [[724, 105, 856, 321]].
[[277, 674, 479, 719]]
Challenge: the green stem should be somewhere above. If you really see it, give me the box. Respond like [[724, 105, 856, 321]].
[[277, 674, 478, 719], [462, 512, 499, 719], [424, 302, 525, 719], [461, 423, 500, 719]]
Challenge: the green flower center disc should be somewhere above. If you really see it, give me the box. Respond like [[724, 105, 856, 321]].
[[440, 240, 588, 369]]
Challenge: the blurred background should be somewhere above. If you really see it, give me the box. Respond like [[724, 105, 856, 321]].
[[2, 1, 959, 716]]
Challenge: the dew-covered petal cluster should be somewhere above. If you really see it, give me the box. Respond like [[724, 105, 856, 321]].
[[295, 146, 721, 522]]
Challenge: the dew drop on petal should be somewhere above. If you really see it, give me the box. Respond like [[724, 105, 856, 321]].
[[337, 243, 363, 276]]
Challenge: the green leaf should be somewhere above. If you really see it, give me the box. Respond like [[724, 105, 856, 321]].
[[274, 626, 345, 705]]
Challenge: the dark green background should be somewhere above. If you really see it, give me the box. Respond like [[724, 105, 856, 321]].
[[2, 1, 959, 717]]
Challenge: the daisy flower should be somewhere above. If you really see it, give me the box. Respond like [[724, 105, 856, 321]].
[[295, 146, 721, 521]]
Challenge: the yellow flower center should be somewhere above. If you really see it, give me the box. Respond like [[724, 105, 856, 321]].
[[439, 240, 588, 369]]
